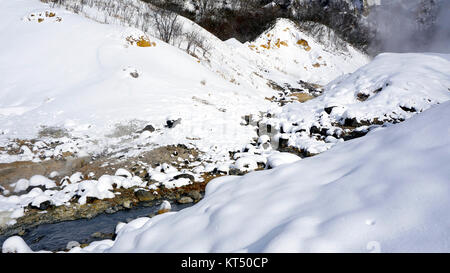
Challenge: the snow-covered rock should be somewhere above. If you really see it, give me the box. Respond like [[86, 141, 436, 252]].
[[2, 236, 33, 253], [267, 152, 301, 168]]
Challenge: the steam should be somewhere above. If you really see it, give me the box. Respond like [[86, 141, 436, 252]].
[[368, 0, 450, 54]]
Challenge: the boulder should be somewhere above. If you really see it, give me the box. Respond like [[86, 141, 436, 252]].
[[173, 173, 195, 181], [177, 196, 194, 204], [188, 190, 202, 201], [166, 118, 182, 129], [135, 189, 155, 202], [142, 125, 155, 133], [66, 241, 80, 250]]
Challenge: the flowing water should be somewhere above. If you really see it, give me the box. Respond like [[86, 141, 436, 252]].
[[0, 201, 193, 252]]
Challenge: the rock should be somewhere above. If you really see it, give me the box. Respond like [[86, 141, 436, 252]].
[[177, 196, 194, 204], [142, 124, 155, 133], [115, 168, 132, 179], [309, 126, 321, 135], [320, 128, 329, 136], [105, 206, 118, 214], [130, 71, 139, 78], [173, 173, 195, 181], [400, 106, 417, 113], [278, 135, 289, 150], [85, 197, 98, 204], [17, 228, 26, 236], [122, 200, 132, 209], [91, 232, 113, 239], [157, 200, 171, 214], [188, 190, 202, 201], [135, 189, 155, 202], [37, 200, 52, 210], [166, 118, 182, 129], [229, 168, 247, 176], [244, 115, 251, 125], [324, 106, 336, 115], [343, 118, 359, 128], [66, 241, 80, 250], [356, 92, 370, 101]]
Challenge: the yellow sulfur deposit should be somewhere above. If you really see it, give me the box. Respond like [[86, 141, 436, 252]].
[[126, 36, 156, 48], [297, 39, 311, 51]]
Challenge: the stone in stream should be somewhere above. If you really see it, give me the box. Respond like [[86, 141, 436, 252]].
[[177, 196, 194, 204], [157, 200, 171, 214], [91, 232, 114, 239], [122, 200, 132, 209], [188, 190, 202, 201], [66, 241, 80, 250], [104, 206, 119, 214]]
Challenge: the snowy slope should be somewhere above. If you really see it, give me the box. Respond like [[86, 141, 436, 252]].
[[262, 53, 450, 155], [65, 101, 450, 253], [0, 0, 274, 163], [244, 18, 369, 85], [0, 0, 371, 167]]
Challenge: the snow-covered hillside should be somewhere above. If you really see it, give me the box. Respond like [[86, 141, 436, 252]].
[[1, 0, 449, 254], [0, 0, 368, 163], [56, 100, 450, 253], [0, 0, 267, 165], [260, 53, 450, 155]]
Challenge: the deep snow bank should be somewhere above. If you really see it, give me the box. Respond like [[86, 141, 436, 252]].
[[61, 101, 450, 253]]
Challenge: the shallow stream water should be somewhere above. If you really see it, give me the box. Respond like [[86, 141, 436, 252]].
[[0, 201, 192, 252]]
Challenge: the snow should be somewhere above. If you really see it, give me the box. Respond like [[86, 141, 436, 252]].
[[29, 175, 56, 189], [2, 236, 33, 253], [115, 168, 132, 179], [1, 0, 449, 253], [245, 18, 369, 85], [158, 200, 171, 212], [266, 152, 301, 168], [68, 101, 450, 253], [13, 179, 30, 193], [0, 0, 273, 165], [0, 0, 370, 168], [261, 52, 450, 155], [0, 171, 147, 218]]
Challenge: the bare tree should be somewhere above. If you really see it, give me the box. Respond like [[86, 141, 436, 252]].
[[185, 29, 201, 55], [150, 8, 183, 44], [184, 29, 211, 58], [193, 0, 215, 21]]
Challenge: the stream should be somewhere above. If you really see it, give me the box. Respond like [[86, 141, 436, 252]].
[[0, 201, 193, 252]]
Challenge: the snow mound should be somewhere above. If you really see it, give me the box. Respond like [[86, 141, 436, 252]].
[[2, 236, 33, 253], [263, 53, 450, 155], [267, 152, 301, 168], [72, 101, 450, 253]]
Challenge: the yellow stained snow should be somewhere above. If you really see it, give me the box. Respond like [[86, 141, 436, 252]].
[[258, 38, 288, 50], [297, 39, 311, 51], [126, 36, 156, 47], [27, 11, 61, 23]]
